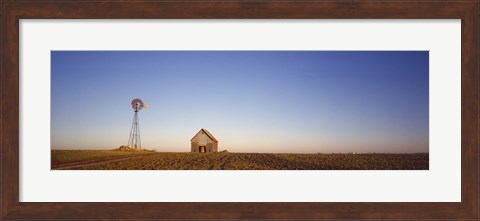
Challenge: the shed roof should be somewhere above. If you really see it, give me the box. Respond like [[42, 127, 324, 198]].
[[190, 128, 218, 142]]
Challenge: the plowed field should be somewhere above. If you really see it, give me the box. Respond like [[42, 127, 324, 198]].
[[52, 150, 428, 170]]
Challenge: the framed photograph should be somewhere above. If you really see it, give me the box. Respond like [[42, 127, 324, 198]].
[[1, 1, 478, 220], [50, 50, 429, 171]]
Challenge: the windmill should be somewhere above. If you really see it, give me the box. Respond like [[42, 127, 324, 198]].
[[127, 98, 148, 149]]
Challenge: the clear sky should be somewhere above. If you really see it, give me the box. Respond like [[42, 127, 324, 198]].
[[51, 51, 428, 153]]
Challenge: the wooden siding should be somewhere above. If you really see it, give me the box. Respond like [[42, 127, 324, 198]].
[[191, 142, 199, 152]]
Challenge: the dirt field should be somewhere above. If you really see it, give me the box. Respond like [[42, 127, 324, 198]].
[[51, 150, 156, 169], [51, 150, 428, 170]]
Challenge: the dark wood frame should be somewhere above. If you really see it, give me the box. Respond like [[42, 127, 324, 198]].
[[1, 1, 478, 220]]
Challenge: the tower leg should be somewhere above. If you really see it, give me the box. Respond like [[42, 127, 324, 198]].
[[127, 111, 141, 149]]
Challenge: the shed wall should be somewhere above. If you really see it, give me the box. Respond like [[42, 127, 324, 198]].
[[191, 142, 198, 152], [191, 132, 211, 146]]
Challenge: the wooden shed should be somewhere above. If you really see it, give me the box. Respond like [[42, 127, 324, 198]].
[[191, 128, 218, 153]]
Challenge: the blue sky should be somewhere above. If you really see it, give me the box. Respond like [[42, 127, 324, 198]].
[[51, 51, 428, 153]]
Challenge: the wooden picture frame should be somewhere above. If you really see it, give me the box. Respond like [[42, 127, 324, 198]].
[[1, 1, 478, 220]]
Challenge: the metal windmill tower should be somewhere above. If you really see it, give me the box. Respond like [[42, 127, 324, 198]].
[[128, 98, 147, 149]]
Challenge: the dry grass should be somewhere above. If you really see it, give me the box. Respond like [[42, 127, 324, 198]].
[[52, 150, 428, 170]]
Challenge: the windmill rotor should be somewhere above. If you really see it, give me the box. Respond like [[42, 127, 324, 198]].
[[131, 98, 144, 112]]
